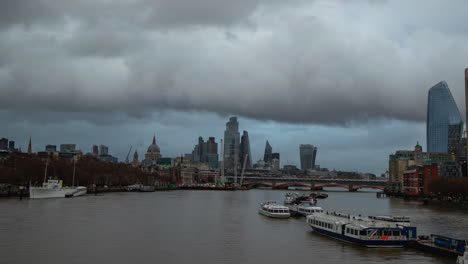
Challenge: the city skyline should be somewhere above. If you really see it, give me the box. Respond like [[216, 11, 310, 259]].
[[1, 1, 468, 175]]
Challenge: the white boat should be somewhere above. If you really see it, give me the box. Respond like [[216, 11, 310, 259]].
[[284, 193, 299, 204], [258, 201, 291, 218], [30, 180, 86, 199], [306, 212, 417, 247], [458, 246, 467, 264], [29, 160, 87, 199], [290, 204, 323, 217]]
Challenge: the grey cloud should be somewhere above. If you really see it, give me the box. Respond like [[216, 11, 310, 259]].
[[1, 0, 468, 126]]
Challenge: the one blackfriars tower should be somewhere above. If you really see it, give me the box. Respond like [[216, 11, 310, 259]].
[[427, 81, 463, 153]]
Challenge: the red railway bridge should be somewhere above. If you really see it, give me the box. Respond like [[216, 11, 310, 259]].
[[226, 176, 387, 192]]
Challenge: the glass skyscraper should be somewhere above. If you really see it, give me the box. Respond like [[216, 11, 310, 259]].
[[239, 131, 252, 169], [300, 144, 317, 171], [224, 117, 240, 169], [427, 81, 463, 153]]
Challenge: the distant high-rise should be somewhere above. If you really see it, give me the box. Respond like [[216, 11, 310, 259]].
[[263, 141, 272, 164], [224, 117, 240, 169], [45, 145, 57, 152], [239, 131, 252, 169], [300, 144, 317, 171], [60, 144, 76, 152], [99, 145, 109, 156], [0, 138, 7, 150], [427, 81, 463, 153], [92, 145, 99, 156], [27, 137, 32, 154], [465, 68, 468, 177], [8, 140, 14, 150]]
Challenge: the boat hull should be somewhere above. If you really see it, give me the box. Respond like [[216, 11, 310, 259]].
[[311, 226, 408, 247], [258, 209, 290, 219], [30, 187, 87, 199]]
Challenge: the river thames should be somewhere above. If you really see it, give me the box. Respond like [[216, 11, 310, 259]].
[[1, 189, 467, 264]]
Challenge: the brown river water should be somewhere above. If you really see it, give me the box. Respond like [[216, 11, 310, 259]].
[[1, 188, 467, 264]]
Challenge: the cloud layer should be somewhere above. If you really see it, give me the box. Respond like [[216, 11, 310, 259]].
[[1, 0, 468, 125]]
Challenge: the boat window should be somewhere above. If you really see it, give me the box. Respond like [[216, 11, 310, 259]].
[[392, 230, 400, 236], [383, 230, 390, 236], [360, 230, 366, 236], [346, 228, 349, 233], [274, 210, 279, 213]]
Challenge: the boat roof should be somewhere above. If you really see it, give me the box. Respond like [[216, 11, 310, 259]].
[[308, 213, 410, 229]]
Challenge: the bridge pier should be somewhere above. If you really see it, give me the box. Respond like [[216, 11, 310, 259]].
[[348, 185, 358, 192]]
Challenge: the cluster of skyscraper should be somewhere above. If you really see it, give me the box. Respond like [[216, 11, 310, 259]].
[[186, 136, 219, 168], [223, 117, 252, 170]]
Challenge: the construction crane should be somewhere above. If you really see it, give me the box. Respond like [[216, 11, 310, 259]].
[[240, 154, 248, 186], [125, 146, 133, 163]]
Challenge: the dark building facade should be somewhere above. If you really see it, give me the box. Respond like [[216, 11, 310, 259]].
[[300, 144, 317, 171], [0, 138, 7, 150], [239, 131, 252, 169], [263, 141, 272, 164], [223, 117, 240, 169]]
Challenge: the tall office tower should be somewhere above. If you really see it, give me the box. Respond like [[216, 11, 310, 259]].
[[272, 152, 280, 163], [27, 137, 32, 154], [223, 117, 240, 169], [99, 145, 109, 156], [92, 145, 99, 156], [263, 141, 272, 164], [300, 144, 318, 171], [0, 138, 7, 150], [427, 81, 463, 153], [465, 69, 468, 177], [239, 131, 252, 169], [8, 140, 14, 150], [206, 137, 219, 169], [206, 137, 218, 154]]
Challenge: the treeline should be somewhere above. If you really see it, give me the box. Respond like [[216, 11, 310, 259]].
[[429, 178, 468, 198], [0, 153, 175, 186]]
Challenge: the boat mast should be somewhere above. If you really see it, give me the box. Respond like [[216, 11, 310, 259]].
[[43, 159, 48, 183], [220, 139, 225, 187], [72, 158, 76, 187], [240, 154, 248, 186]]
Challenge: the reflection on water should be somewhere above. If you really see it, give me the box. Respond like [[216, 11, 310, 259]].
[[0, 188, 466, 264]]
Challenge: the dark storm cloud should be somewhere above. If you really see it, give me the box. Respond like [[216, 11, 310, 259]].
[[1, 0, 468, 125]]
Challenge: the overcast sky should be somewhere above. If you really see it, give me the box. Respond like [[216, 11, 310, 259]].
[[1, 0, 467, 174]]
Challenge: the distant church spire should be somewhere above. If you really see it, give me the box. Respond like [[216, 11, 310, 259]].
[[152, 134, 156, 144], [27, 137, 32, 154]]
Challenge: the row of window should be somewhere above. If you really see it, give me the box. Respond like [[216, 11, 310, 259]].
[[264, 209, 289, 213], [310, 219, 334, 230]]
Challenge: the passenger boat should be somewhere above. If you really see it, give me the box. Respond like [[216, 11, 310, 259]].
[[284, 193, 299, 204], [258, 201, 291, 218], [290, 204, 323, 217], [306, 212, 417, 247], [458, 246, 468, 264]]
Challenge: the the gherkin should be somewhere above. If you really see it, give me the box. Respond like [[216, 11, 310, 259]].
[[427, 81, 463, 153]]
